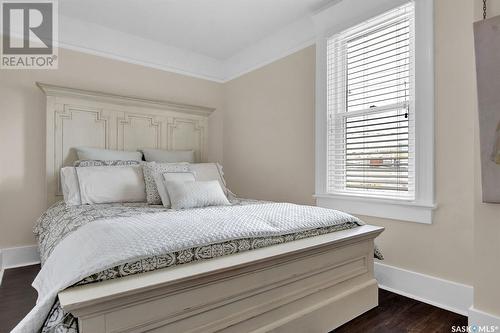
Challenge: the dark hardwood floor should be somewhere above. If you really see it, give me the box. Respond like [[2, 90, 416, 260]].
[[0, 265, 40, 333], [334, 289, 468, 333], [0, 265, 467, 333]]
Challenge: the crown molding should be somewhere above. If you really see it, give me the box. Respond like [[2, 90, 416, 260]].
[[59, 15, 226, 83], [57, 13, 319, 83], [36, 82, 215, 116], [59, 1, 414, 83], [223, 16, 316, 81]]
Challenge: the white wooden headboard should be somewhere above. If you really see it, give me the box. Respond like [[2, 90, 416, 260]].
[[37, 82, 215, 205]]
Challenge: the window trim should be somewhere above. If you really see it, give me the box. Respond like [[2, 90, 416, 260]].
[[314, 0, 435, 224]]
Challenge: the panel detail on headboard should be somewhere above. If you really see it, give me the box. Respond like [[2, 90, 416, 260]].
[[167, 118, 205, 162], [38, 82, 215, 205], [117, 113, 162, 151]]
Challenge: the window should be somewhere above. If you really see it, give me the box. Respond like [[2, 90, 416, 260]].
[[314, 0, 434, 224], [327, 3, 415, 200]]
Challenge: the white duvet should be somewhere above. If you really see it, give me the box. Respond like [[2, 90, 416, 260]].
[[13, 202, 361, 333]]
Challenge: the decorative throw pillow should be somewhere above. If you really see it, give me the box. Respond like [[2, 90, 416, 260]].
[[155, 172, 196, 207], [166, 180, 230, 210], [141, 148, 195, 163], [189, 163, 228, 196], [74, 160, 141, 167], [142, 162, 190, 205]]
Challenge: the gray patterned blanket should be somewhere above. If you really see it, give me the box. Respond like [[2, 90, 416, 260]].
[[15, 200, 378, 333]]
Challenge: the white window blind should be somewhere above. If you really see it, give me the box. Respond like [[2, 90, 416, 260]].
[[327, 2, 415, 200]]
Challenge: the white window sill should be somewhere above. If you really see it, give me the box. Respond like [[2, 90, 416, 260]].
[[314, 193, 436, 224]]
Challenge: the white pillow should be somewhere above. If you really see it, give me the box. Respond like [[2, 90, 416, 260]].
[[155, 172, 196, 208], [76, 147, 142, 161], [60, 167, 81, 205], [76, 165, 146, 204], [166, 180, 230, 210], [141, 148, 195, 163], [189, 163, 228, 195]]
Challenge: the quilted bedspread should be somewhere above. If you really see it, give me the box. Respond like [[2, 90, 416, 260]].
[[13, 201, 371, 333]]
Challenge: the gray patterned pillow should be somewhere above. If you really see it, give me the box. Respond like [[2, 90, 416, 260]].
[[142, 162, 190, 204], [74, 160, 141, 167]]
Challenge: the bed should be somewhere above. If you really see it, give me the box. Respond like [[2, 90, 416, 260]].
[[13, 83, 384, 333]]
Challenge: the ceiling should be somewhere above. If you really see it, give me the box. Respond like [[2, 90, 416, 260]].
[[60, 0, 329, 60]]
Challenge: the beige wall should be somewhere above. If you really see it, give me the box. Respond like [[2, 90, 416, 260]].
[[223, 0, 477, 286], [473, 0, 500, 317], [0, 47, 224, 248], [223, 46, 316, 205]]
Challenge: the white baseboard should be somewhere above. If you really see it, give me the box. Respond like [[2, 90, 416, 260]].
[[374, 262, 473, 316], [469, 307, 500, 328], [0, 245, 40, 269], [0, 245, 40, 285]]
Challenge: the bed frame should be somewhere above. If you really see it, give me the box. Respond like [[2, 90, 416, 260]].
[[39, 83, 384, 333]]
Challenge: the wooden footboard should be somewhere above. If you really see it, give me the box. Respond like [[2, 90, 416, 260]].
[[59, 225, 383, 333]]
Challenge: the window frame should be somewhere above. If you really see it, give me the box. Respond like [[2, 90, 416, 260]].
[[328, 7, 415, 200], [314, 0, 435, 224]]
